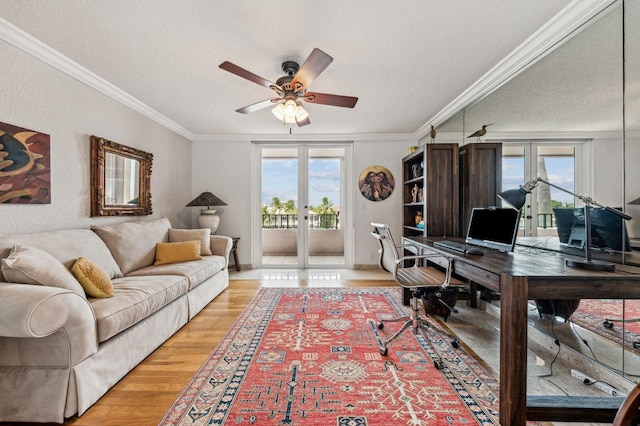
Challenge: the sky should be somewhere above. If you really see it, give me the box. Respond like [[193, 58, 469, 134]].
[[262, 158, 341, 209], [502, 156, 575, 206]]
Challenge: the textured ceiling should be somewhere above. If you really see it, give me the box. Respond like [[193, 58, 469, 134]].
[[0, 1, 574, 137]]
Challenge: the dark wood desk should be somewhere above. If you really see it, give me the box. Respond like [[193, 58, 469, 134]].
[[404, 236, 640, 425]]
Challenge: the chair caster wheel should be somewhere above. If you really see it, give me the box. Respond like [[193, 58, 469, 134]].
[[451, 340, 459, 349], [380, 347, 388, 356], [377, 322, 384, 330], [433, 360, 443, 370], [603, 321, 614, 329]]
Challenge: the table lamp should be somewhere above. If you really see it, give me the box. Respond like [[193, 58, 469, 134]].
[[498, 177, 632, 271], [186, 191, 227, 234]]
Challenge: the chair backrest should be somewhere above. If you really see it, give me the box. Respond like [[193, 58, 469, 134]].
[[614, 382, 640, 426], [371, 223, 399, 273]]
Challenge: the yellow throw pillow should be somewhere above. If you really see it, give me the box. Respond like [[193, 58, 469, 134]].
[[71, 257, 114, 298], [154, 241, 202, 265]]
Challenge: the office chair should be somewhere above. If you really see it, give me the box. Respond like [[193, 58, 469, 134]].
[[603, 306, 640, 350], [370, 223, 464, 367]]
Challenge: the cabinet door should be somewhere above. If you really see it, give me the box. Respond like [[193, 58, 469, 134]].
[[425, 144, 459, 237], [459, 143, 502, 236]]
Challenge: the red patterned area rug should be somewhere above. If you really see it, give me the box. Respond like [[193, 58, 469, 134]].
[[570, 299, 640, 350], [159, 287, 502, 425]]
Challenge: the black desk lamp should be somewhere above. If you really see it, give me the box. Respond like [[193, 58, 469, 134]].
[[498, 177, 632, 271]]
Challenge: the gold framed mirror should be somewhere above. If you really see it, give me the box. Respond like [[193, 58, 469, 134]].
[[90, 135, 152, 216]]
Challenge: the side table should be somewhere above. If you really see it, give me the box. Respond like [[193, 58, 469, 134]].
[[231, 237, 240, 271]]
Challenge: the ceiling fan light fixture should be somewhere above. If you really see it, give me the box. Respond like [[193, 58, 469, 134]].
[[272, 103, 286, 121], [272, 99, 302, 124], [295, 102, 308, 121], [284, 99, 297, 116]]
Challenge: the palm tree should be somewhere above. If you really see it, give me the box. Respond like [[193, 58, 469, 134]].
[[314, 197, 334, 214], [284, 200, 297, 214], [268, 197, 283, 214]]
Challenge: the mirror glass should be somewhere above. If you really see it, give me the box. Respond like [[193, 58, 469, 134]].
[[622, 0, 640, 381], [105, 152, 140, 205], [90, 135, 152, 216], [441, 0, 640, 385]]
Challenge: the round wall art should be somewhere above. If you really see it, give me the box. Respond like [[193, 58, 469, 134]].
[[358, 165, 395, 201]]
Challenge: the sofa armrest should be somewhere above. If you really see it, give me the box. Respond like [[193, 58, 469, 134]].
[[210, 235, 233, 268], [0, 282, 98, 366]]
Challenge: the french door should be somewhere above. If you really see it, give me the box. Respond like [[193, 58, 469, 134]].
[[502, 142, 586, 237], [254, 143, 352, 268]]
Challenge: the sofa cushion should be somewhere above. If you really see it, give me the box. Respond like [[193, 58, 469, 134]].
[[154, 241, 202, 265], [1, 245, 86, 297], [0, 229, 122, 281], [128, 255, 226, 290], [91, 217, 171, 275], [89, 275, 189, 342], [169, 228, 212, 255], [71, 258, 114, 298]]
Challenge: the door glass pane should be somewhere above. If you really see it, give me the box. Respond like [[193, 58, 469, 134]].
[[307, 147, 345, 266], [536, 146, 575, 238], [261, 148, 298, 266]]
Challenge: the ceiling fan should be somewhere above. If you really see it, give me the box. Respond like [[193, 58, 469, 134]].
[[219, 48, 358, 127]]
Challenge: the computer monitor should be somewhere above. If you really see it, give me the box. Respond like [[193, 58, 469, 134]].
[[553, 207, 631, 252], [465, 207, 521, 252], [553, 208, 582, 246]]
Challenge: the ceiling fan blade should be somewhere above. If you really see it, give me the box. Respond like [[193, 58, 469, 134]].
[[291, 48, 333, 92], [296, 116, 311, 127], [236, 98, 282, 114], [304, 92, 358, 108], [219, 61, 280, 91]]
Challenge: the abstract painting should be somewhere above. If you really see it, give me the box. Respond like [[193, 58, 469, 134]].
[[0, 121, 51, 204]]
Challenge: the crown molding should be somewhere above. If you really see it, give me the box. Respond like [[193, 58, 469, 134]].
[[414, 0, 617, 141], [190, 132, 417, 143], [0, 16, 195, 141]]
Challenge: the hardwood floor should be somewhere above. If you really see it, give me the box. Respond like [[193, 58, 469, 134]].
[[48, 278, 397, 426], [8, 272, 632, 425]]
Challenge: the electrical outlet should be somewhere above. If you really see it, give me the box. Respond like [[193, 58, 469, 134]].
[[570, 369, 595, 384], [570, 369, 619, 396]]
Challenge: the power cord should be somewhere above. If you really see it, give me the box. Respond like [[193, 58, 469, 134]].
[[570, 321, 640, 378], [537, 302, 562, 378]]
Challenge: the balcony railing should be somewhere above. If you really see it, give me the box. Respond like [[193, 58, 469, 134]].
[[538, 213, 557, 229], [262, 213, 340, 229]]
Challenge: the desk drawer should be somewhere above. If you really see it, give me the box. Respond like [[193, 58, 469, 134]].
[[454, 261, 499, 290]]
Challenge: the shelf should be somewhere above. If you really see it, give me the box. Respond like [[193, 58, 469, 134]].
[[405, 176, 423, 184], [401, 143, 459, 239]]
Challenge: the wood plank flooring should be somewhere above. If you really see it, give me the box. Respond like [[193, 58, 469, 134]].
[[7, 275, 632, 425], [41, 279, 396, 426]]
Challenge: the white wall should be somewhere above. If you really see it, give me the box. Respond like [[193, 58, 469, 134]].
[[192, 138, 414, 268], [0, 39, 191, 237]]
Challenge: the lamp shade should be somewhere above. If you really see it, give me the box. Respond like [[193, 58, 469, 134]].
[[498, 187, 529, 211], [186, 191, 227, 208]]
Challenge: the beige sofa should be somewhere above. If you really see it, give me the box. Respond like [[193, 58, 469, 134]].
[[0, 217, 232, 423]]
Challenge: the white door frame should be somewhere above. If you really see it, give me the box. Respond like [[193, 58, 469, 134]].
[[251, 142, 353, 269], [502, 140, 588, 236]]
